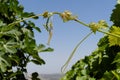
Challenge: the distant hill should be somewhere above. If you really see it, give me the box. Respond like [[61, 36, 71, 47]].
[[39, 73, 64, 80]]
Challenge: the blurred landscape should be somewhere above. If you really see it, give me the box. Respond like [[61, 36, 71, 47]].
[[39, 73, 64, 80]]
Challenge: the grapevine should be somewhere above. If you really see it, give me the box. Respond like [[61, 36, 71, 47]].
[[0, 0, 120, 79], [61, 2, 120, 80]]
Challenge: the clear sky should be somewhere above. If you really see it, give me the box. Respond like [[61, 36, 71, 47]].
[[19, 0, 116, 74]]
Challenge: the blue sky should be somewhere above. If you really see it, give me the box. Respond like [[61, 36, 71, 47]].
[[19, 0, 116, 74]]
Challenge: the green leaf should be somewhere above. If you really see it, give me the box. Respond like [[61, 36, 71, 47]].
[[0, 25, 21, 40], [81, 70, 87, 76], [0, 54, 11, 72], [31, 55, 45, 65], [101, 71, 115, 80], [98, 20, 108, 28], [108, 26, 120, 46], [6, 29, 21, 36], [31, 59, 45, 65], [28, 21, 41, 32], [41, 47, 54, 52], [23, 38, 36, 53], [7, 72, 20, 79], [22, 27, 33, 39], [112, 52, 120, 63], [89, 22, 99, 33], [0, 39, 17, 53], [0, 20, 6, 27], [97, 36, 109, 51], [22, 12, 39, 19], [89, 20, 108, 33], [76, 76, 81, 80], [34, 44, 54, 52], [110, 4, 120, 26], [10, 54, 20, 65], [0, 62, 7, 72], [34, 44, 45, 52], [76, 76, 87, 80], [3, 40, 17, 53], [76, 76, 95, 80]]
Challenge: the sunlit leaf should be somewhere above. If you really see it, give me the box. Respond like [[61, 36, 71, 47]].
[[22, 27, 33, 38], [98, 20, 108, 29], [89, 20, 108, 33], [3, 40, 17, 53], [108, 26, 120, 46], [89, 22, 99, 33], [0, 20, 6, 26], [0, 62, 7, 72], [34, 44, 45, 52]]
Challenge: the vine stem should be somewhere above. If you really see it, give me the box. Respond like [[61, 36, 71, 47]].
[[7, 12, 62, 27], [7, 12, 120, 38], [74, 18, 89, 27], [98, 29, 120, 38], [61, 32, 93, 73], [74, 18, 120, 38], [7, 14, 43, 27]]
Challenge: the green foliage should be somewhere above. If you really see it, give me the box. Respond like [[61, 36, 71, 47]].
[[0, 0, 53, 79], [108, 26, 120, 46], [1, 0, 120, 80], [61, 36, 120, 80], [31, 72, 41, 80], [110, 4, 120, 26], [61, 2, 120, 80]]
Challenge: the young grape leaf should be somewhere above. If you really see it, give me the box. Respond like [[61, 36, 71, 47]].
[[89, 20, 108, 33], [108, 26, 120, 46], [60, 11, 77, 22], [89, 22, 99, 33]]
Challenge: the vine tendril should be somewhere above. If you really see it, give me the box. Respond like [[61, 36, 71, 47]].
[[61, 31, 93, 73]]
